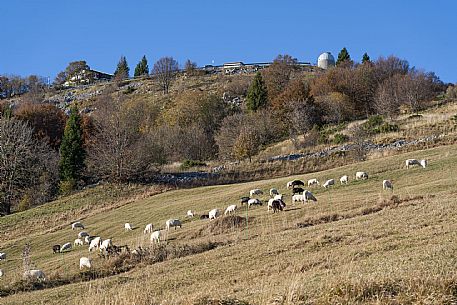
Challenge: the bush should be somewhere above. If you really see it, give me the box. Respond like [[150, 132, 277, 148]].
[[59, 179, 76, 195], [333, 133, 349, 144], [180, 159, 207, 170], [362, 115, 399, 134]]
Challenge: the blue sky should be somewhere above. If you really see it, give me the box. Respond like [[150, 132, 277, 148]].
[[1, 0, 456, 83]]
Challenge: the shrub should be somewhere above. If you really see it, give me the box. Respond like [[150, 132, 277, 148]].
[[180, 159, 207, 170], [333, 133, 349, 144], [59, 179, 76, 195], [362, 115, 399, 134]]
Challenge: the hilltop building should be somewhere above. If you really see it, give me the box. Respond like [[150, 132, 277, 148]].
[[317, 52, 335, 69]]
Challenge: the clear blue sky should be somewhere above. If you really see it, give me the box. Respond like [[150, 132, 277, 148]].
[[1, 0, 456, 83]]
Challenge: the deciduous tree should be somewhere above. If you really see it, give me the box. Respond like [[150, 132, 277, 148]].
[[152, 57, 179, 94]]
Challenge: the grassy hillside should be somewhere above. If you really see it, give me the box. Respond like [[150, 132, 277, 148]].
[[1, 144, 457, 304]]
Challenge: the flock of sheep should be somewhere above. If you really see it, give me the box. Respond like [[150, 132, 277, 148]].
[[0, 158, 428, 281]]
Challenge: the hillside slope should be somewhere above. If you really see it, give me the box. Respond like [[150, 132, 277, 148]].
[[1, 144, 457, 304]]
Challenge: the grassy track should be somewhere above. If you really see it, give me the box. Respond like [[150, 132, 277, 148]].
[[1, 144, 457, 304]]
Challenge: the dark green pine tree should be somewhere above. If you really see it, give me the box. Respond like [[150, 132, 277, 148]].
[[59, 106, 86, 187], [114, 56, 130, 79], [362, 52, 371, 64], [336, 47, 351, 65], [246, 72, 268, 111], [134, 55, 149, 77]]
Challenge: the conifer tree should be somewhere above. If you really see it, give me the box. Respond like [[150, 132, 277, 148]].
[[336, 47, 351, 65], [114, 56, 130, 79], [246, 72, 268, 111], [59, 106, 85, 189], [362, 52, 371, 64], [134, 55, 149, 77]]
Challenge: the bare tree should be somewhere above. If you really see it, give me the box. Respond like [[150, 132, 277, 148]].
[[374, 75, 402, 118], [88, 89, 165, 182], [152, 57, 179, 94], [0, 117, 54, 215]]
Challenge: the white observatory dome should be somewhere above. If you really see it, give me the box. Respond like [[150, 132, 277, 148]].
[[317, 52, 335, 69]]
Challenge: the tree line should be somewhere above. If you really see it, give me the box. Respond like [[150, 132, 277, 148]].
[[0, 48, 452, 215]]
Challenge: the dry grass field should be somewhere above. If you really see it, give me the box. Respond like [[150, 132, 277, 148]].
[[1, 144, 457, 304]]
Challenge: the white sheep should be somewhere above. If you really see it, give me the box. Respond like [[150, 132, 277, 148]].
[[74, 238, 84, 247], [0, 269, 3, 277], [323, 179, 335, 188], [124, 223, 133, 231], [383, 180, 394, 191], [307, 178, 320, 187], [355, 171, 368, 180], [247, 198, 262, 207], [268, 197, 285, 210], [249, 189, 263, 196], [78, 231, 89, 239], [291, 194, 305, 204], [99, 239, 113, 251], [150, 230, 161, 243], [224, 204, 237, 215], [23, 269, 45, 281], [79, 257, 91, 270], [144, 223, 153, 234], [208, 208, 220, 220], [340, 175, 349, 185], [186, 210, 195, 218], [0, 252, 6, 260], [269, 188, 280, 197], [304, 190, 317, 202], [165, 219, 182, 230], [71, 222, 84, 230], [88, 237, 101, 252], [60, 242, 72, 253]]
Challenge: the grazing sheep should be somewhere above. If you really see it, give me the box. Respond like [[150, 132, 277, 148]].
[[340, 175, 349, 185], [144, 223, 154, 234], [209, 208, 220, 220], [99, 239, 113, 251], [240, 196, 250, 205], [0, 252, 6, 260], [291, 194, 304, 204], [0, 269, 3, 277], [291, 180, 305, 188], [292, 187, 305, 195], [88, 237, 102, 252], [247, 198, 262, 207], [150, 230, 161, 244], [355, 171, 369, 180], [52, 245, 60, 254], [304, 190, 317, 202], [74, 238, 84, 247], [60, 242, 72, 253], [200, 214, 209, 220], [84, 236, 95, 244], [78, 231, 89, 239], [307, 178, 320, 187], [186, 210, 195, 218], [224, 204, 237, 215], [323, 179, 335, 188], [23, 269, 46, 281], [165, 219, 182, 230], [271, 199, 285, 213], [124, 223, 133, 231], [71, 222, 84, 230], [383, 180, 394, 191], [269, 188, 280, 197], [268, 197, 286, 211], [286, 181, 294, 189], [79, 257, 91, 270], [249, 189, 263, 196]]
